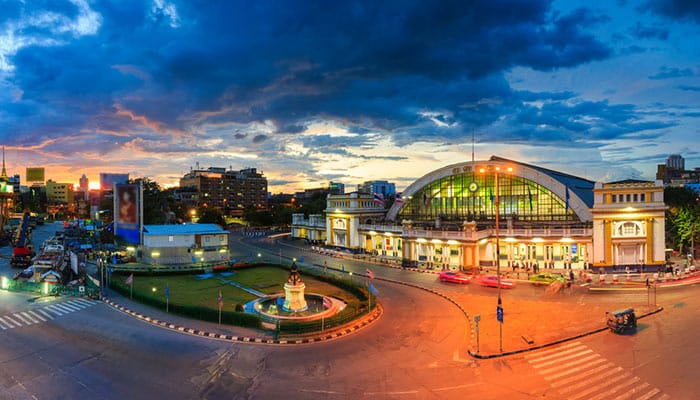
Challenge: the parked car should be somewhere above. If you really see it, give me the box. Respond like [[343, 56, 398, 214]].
[[478, 274, 515, 289], [439, 271, 472, 284], [529, 273, 567, 286]]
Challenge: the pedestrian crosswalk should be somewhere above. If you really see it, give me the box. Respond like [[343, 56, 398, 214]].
[[524, 341, 670, 400], [0, 298, 97, 330]]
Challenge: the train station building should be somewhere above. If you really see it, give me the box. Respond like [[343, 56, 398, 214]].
[[292, 156, 667, 272]]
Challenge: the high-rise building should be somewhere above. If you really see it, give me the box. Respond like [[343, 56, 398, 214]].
[[179, 166, 268, 216], [359, 180, 396, 197], [330, 181, 345, 195], [666, 154, 685, 170], [77, 174, 89, 201]]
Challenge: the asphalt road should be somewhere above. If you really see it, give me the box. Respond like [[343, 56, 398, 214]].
[[0, 225, 698, 399]]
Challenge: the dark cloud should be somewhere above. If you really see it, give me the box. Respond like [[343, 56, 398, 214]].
[[630, 22, 670, 40], [677, 85, 700, 91], [648, 66, 696, 79], [252, 135, 268, 144], [641, 0, 700, 23]]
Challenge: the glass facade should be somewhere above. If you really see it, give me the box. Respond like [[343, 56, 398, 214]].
[[398, 170, 578, 225]]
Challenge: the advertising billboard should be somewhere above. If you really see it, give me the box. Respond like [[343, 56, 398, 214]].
[[114, 183, 141, 244], [26, 167, 45, 182]]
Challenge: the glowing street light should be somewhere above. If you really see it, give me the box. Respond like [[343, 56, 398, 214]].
[[479, 164, 513, 353]]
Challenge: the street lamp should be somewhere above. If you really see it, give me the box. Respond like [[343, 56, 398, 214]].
[[480, 164, 513, 353]]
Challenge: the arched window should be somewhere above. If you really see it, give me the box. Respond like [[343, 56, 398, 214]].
[[618, 222, 641, 237]]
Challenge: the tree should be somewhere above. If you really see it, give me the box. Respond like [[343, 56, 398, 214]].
[[129, 178, 178, 225], [196, 207, 226, 226], [672, 205, 700, 257], [665, 187, 700, 255]]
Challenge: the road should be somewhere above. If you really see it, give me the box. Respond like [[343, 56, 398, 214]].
[[0, 224, 697, 399]]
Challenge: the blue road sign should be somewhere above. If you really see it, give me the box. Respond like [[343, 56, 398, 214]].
[[496, 305, 503, 323]]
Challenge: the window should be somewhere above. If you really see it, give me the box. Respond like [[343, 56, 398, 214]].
[[611, 194, 617, 203], [619, 222, 640, 236], [641, 193, 645, 202], [626, 194, 631, 202], [168, 235, 174, 242], [633, 194, 638, 202]]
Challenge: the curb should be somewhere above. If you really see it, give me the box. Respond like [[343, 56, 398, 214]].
[[101, 296, 383, 345], [467, 306, 665, 359]]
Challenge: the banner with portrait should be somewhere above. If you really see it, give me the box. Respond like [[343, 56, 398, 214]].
[[114, 184, 141, 244]]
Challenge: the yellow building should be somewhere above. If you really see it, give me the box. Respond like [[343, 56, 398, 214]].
[[46, 180, 75, 204], [591, 180, 667, 271]]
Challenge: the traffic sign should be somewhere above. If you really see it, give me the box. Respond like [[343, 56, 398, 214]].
[[496, 305, 503, 323]]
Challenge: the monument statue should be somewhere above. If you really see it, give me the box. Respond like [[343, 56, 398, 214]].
[[283, 262, 307, 312], [287, 262, 302, 285]]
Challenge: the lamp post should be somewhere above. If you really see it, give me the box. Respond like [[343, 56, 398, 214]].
[[480, 164, 512, 353]]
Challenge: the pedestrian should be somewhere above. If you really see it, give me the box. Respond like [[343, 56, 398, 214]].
[[569, 269, 574, 283]]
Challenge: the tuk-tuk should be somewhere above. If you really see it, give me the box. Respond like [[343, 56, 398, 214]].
[[606, 308, 637, 333]]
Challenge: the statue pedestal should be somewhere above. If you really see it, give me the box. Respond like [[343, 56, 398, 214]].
[[283, 282, 308, 312]]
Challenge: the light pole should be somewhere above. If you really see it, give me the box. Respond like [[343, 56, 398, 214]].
[[480, 164, 512, 353]]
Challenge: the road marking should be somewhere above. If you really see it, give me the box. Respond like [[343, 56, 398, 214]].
[[525, 341, 584, 359], [636, 388, 661, 400], [526, 342, 671, 399], [527, 344, 588, 363], [588, 376, 639, 400], [559, 366, 623, 395], [3, 315, 21, 327], [549, 361, 612, 386], [13, 313, 33, 325], [27, 311, 46, 322], [532, 349, 594, 368], [72, 298, 95, 306], [0, 317, 10, 329], [52, 304, 75, 313], [65, 300, 89, 309], [612, 382, 649, 400], [45, 306, 64, 316], [56, 302, 81, 312], [20, 311, 40, 324], [567, 370, 629, 400], [36, 309, 54, 320], [538, 353, 601, 375]]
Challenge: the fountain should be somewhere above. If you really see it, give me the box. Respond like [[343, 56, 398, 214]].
[[246, 262, 345, 325]]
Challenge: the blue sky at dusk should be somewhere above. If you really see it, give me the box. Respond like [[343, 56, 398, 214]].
[[1, 0, 699, 192]]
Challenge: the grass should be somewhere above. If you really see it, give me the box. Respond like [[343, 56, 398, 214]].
[[113, 266, 365, 312]]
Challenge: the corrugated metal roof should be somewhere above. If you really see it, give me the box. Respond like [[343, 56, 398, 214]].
[[490, 156, 596, 208], [143, 224, 226, 236]]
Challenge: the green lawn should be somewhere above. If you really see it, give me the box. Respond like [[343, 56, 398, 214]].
[[113, 266, 364, 311]]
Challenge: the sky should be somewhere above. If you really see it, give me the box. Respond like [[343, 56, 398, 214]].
[[1, 0, 699, 193]]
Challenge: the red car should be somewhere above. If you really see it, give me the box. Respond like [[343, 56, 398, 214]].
[[439, 271, 472, 284], [478, 275, 515, 289]]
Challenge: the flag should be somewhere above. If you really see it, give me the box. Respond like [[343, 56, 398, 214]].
[[165, 284, 169, 299], [395, 193, 404, 204], [565, 186, 570, 211], [423, 192, 431, 207], [527, 186, 533, 212], [373, 192, 385, 207], [369, 283, 379, 296], [218, 291, 223, 308], [366, 268, 375, 279], [125, 273, 133, 285]]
